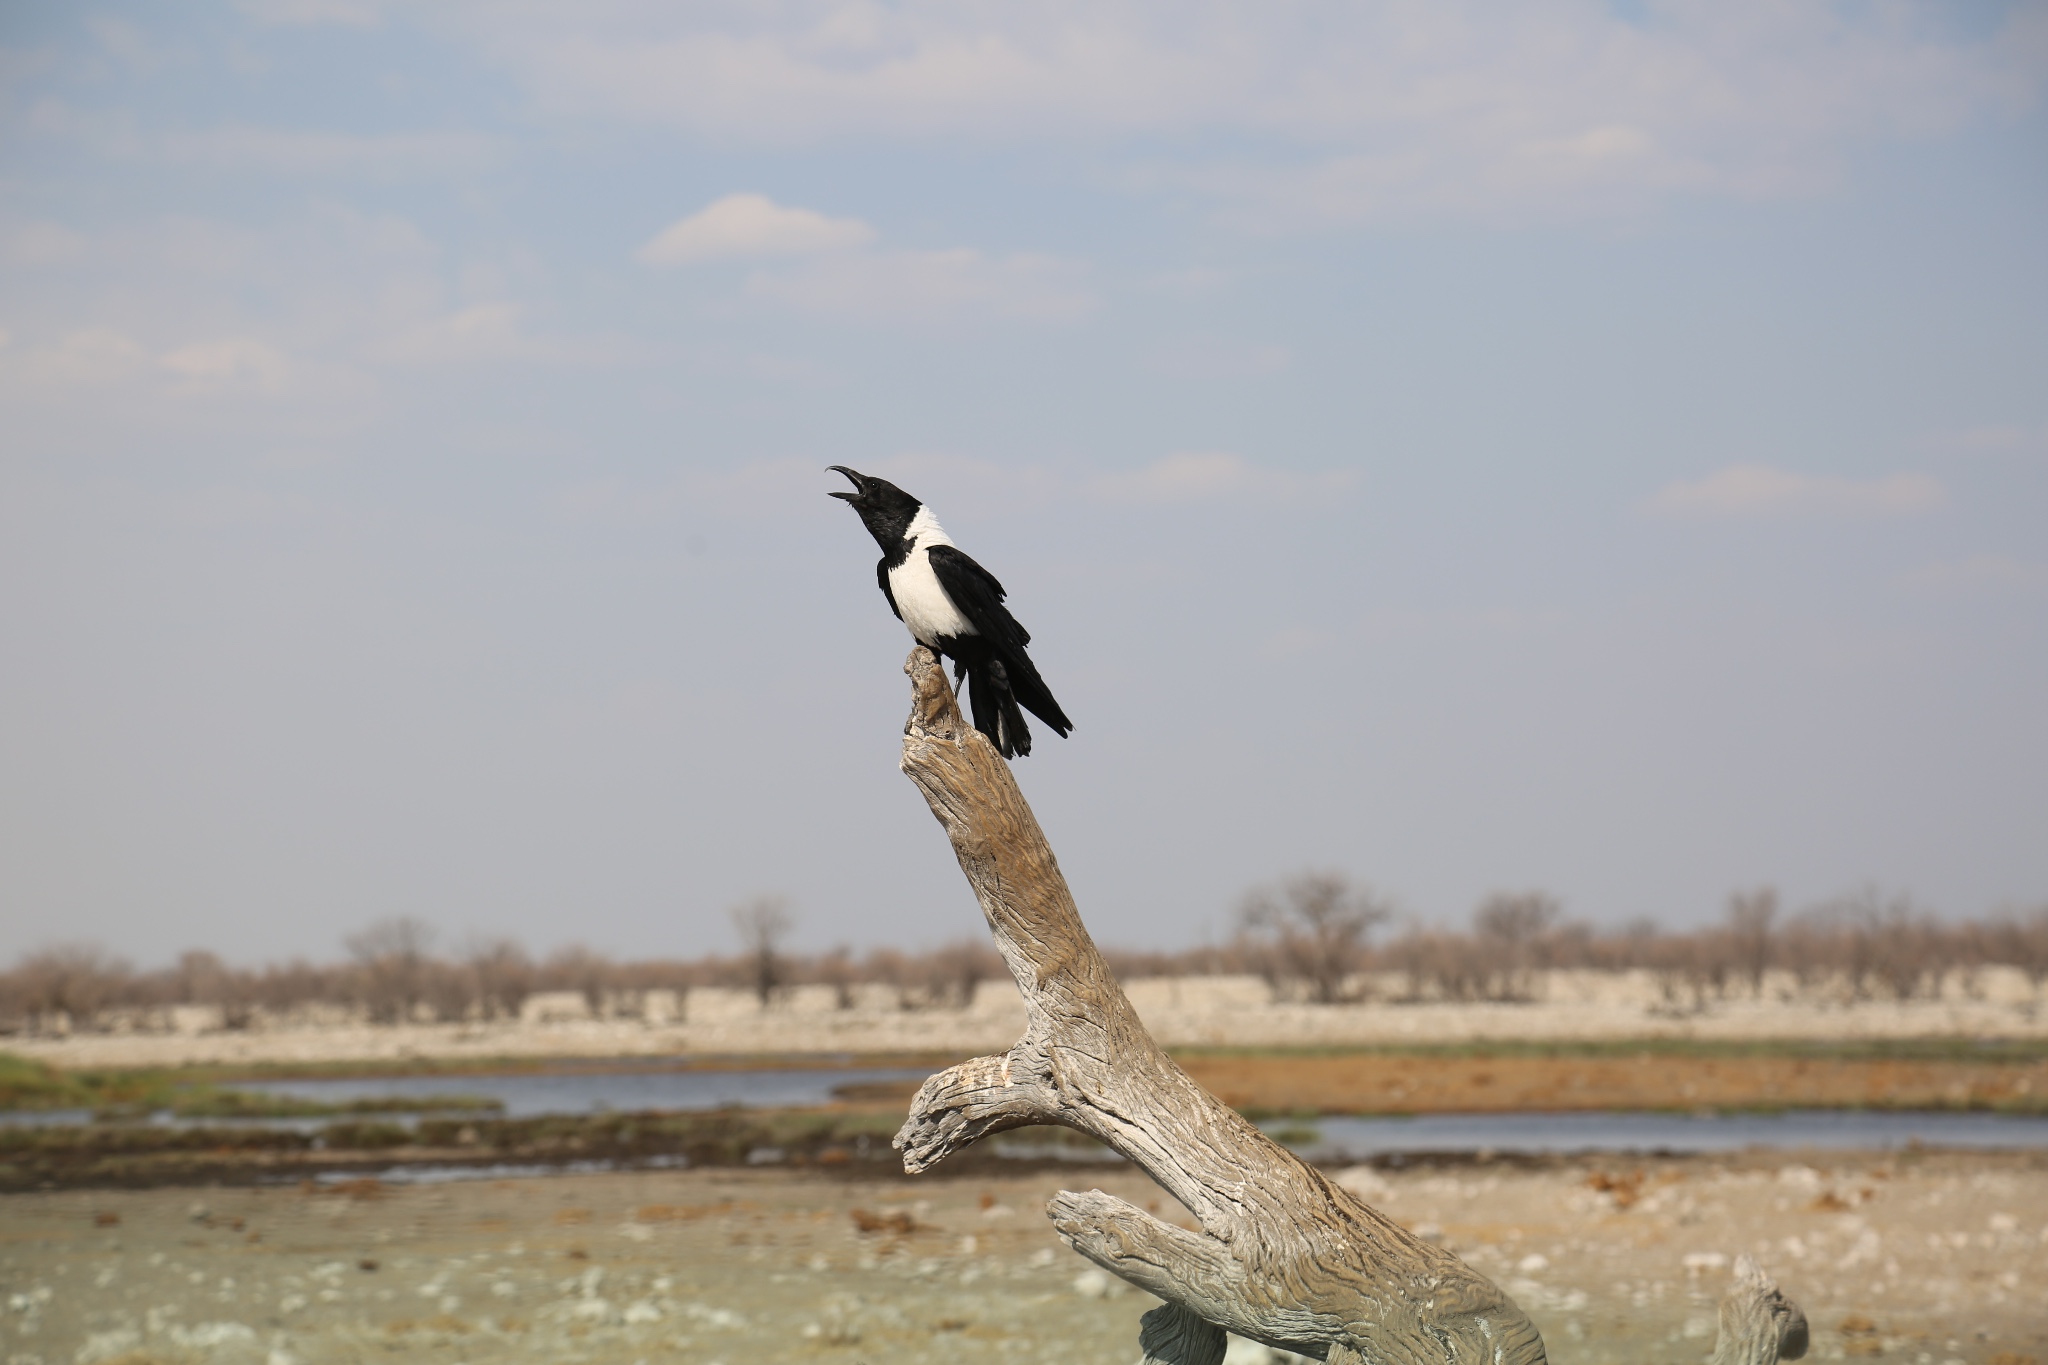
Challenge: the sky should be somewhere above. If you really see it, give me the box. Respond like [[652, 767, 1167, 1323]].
[[2, 1, 2045, 969]]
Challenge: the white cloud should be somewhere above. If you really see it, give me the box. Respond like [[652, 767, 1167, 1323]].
[[370, 301, 634, 370], [461, 2, 2047, 223], [1088, 451, 1353, 504], [747, 248, 1091, 324], [1645, 464, 1944, 518], [0, 325, 375, 407], [638, 194, 874, 265], [8, 328, 151, 386], [160, 337, 292, 390], [376, 302, 535, 366], [639, 195, 1084, 324], [0, 202, 632, 416]]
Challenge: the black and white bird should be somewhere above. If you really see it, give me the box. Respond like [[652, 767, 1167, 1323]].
[[828, 465, 1072, 759]]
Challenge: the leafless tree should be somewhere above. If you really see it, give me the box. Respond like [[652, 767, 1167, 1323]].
[[860, 947, 918, 1010], [1726, 888, 1777, 997], [1474, 890, 1560, 945], [245, 958, 338, 1014], [425, 957, 479, 1022], [1238, 872, 1392, 1004], [168, 948, 259, 1027], [464, 937, 533, 1020], [344, 917, 436, 1023], [1382, 927, 1486, 1003], [1863, 894, 1942, 1000], [7, 943, 132, 1028], [1104, 941, 1239, 979], [921, 938, 1003, 1009], [1992, 904, 2048, 989], [1472, 891, 1562, 1001], [172, 949, 229, 1003], [816, 946, 860, 1009], [1772, 890, 1942, 1002], [1813, 889, 1938, 1000], [730, 896, 794, 1007], [1642, 929, 1721, 1014], [542, 943, 615, 1015], [12, 880, 2045, 1031], [879, 644, 1811, 1365], [1775, 912, 1832, 998]]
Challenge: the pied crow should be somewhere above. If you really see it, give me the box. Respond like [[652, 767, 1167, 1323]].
[[828, 465, 1072, 759]]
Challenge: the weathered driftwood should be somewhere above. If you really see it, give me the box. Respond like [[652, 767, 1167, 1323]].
[[888, 646, 1805, 1365], [1710, 1257, 1809, 1365]]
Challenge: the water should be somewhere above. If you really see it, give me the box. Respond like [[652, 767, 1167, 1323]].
[[0, 1066, 928, 1128], [9, 1067, 2047, 1158], [231, 1066, 929, 1118], [0, 1108, 97, 1127], [1278, 1108, 2048, 1159], [314, 1155, 690, 1186]]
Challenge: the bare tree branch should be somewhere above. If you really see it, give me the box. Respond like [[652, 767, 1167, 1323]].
[[1238, 872, 1391, 1004], [886, 646, 1805, 1365], [729, 896, 794, 1008]]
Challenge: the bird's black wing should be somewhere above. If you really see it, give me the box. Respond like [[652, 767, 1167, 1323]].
[[924, 545, 1024, 647], [926, 545, 1072, 737], [875, 558, 902, 621]]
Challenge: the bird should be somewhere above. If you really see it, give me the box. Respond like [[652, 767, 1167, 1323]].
[[828, 465, 1072, 759]]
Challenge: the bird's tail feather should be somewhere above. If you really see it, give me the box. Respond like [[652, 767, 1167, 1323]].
[[991, 660, 1030, 759], [999, 648, 1072, 738], [965, 658, 1032, 759]]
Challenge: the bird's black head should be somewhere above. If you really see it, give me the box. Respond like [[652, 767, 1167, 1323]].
[[827, 465, 922, 550]]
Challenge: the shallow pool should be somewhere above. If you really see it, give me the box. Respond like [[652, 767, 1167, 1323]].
[[1280, 1107, 2048, 1158], [232, 1065, 929, 1117]]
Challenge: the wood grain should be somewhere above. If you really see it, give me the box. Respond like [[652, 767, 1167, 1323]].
[[888, 647, 1804, 1365]]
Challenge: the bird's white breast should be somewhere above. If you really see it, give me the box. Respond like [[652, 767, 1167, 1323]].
[[888, 506, 974, 644]]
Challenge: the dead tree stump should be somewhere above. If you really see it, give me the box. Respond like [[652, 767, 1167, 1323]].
[[888, 647, 1805, 1365]]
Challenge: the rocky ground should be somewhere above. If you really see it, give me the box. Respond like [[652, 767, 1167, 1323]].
[[3, 1151, 2043, 1365]]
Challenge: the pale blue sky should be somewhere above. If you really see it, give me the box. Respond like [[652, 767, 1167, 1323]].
[[2, 2, 2045, 967]]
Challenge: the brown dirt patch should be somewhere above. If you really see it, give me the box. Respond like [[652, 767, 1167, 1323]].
[[1173, 1051, 2048, 1114]]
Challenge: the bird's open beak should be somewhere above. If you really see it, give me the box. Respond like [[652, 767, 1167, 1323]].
[[826, 465, 866, 502]]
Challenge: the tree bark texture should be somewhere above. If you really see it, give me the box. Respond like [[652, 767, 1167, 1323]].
[[888, 647, 1804, 1365]]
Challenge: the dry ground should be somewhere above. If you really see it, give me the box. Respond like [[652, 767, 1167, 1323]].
[[16, 969, 2048, 1072], [824, 1051, 2048, 1116], [1171, 1051, 2048, 1115], [3, 1152, 2043, 1365]]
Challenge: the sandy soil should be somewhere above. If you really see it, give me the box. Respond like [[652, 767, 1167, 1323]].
[[4, 1153, 2043, 1365], [14, 971, 2047, 1070]]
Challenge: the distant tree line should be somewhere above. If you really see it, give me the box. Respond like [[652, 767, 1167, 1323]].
[[0, 908, 1017, 1033], [3, 882, 2045, 1034], [1228, 878, 2048, 1008]]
